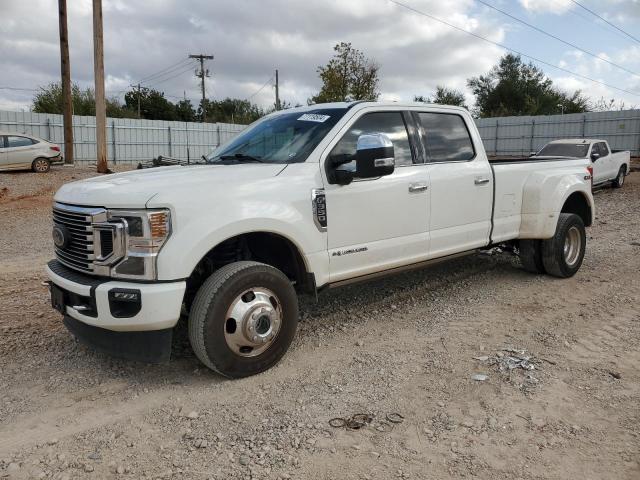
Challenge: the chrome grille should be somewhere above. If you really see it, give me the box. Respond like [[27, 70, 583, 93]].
[[53, 203, 105, 273]]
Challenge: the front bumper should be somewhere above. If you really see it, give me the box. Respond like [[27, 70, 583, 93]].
[[46, 260, 186, 362]]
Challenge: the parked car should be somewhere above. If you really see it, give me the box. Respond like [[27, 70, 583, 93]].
[[0, 131, 63, 173], [534, 139, 630, 188], [46, 102, 594, 378]]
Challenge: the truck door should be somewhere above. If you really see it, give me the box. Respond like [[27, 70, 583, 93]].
[[323, 110, 430, 283], [415, 111, 493, 258], [590, 143, 606, 184], [597, 141, 614, 180]]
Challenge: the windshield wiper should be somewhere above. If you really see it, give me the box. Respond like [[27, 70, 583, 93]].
[[218, 154, 265, 163]]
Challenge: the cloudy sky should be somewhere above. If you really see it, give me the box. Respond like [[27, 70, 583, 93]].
[[1, 0, 639, 112]]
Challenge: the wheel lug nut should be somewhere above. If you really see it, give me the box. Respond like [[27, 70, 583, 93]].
[[252, 336, 258, 342]]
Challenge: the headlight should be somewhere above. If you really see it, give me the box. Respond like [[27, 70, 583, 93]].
[[106, 209, 171, 280]]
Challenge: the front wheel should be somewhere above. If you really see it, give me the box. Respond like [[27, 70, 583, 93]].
[[188, 261, 298, 378], [612, 166, 626, 188], [541, 213, 586, 278]]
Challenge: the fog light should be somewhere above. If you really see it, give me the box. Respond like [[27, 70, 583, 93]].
[[108, 288, 142, 318]]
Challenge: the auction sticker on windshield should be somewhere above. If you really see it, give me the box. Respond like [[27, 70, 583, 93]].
[[298, 113, 330, 123]]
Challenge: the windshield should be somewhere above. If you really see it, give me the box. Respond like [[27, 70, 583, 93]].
[[537, 143, 589, 158], [205, 108, 347, 164]]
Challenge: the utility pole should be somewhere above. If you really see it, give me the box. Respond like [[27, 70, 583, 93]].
[[58, 0, 73, 165], [137, 83, 141, 118], [189, 54, 213, 122], [275, 69, 281, 111], [92, 0, 108, 173]]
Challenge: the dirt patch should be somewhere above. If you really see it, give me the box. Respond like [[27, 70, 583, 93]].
[[0, 168, 638, 479]]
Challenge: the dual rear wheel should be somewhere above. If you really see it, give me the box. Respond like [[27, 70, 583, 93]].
[[520, 213, 586, 278]]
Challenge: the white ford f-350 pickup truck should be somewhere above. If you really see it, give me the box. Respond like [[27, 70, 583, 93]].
[[534, 138, 630, 188], [47, 102, 595, 378]]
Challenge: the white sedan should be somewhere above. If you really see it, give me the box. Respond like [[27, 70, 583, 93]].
[[0, 132, 63, 173]]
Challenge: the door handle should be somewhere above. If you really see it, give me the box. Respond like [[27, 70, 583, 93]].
[[474, 178, 490, 185], [408, 183, 428, 193]]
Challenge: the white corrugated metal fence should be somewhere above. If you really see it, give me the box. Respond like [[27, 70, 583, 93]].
[[1, 108, 638, 163], [475, 109, 640, 157], [0, 110, 245, 164]]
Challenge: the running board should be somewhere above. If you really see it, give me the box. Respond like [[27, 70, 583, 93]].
[[327, 251, 475, 289]]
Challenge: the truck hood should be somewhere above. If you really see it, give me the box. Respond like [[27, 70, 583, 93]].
[[54, 164, 287, 208]]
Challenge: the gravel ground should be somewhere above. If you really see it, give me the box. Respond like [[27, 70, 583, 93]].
[[0, 166, 639, 480]]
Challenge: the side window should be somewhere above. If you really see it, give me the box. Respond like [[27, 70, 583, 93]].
[[0, 136, 6, 149], [599, 142, 609, 156], [591, 143, 600, 156], [330, 112, 415, 169], [6, 136, 34, 148], [417, 113, 475, 162]]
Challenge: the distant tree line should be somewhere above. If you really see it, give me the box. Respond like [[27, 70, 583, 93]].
[[32, 83, 269, 124], [33, 46, 633, 123]]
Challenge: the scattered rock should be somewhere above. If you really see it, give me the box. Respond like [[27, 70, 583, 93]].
[[471, 374, 488, 381]]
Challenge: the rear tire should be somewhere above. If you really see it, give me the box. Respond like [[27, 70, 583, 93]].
[[612, 166, 626, 188], [519, 240, 545, 274], [541, 213, 586, 278], [188, 261, 298, 379], [32, 158, 50, 173]]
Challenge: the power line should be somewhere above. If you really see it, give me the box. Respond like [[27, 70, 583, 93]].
[[476, 0, 640, 79], [144, 63, 196, 88], [388, 0, 640, 98], [0, 86, 38, 92], [137, 58, 192, 84], [245, 75, 274, 102], [570, 0, 640, 45]]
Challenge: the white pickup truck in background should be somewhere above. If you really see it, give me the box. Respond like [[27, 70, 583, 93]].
[[534, 139, 630, 188], [46, 102, 595, 378]]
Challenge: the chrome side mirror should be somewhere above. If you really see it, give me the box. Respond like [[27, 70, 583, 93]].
[[355, 133, 395, 179]]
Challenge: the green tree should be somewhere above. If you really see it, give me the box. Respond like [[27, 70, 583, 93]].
[[199, 98, 265, 124], [174, 99, 197, 122], [414, 86, 468, 109], [467, 54, 589, 117], [124, 87, 176, 121], [33, 82, 129, 117], [309, 42, 380, 104]]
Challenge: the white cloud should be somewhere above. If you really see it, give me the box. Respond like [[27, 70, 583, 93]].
[[518, 0, 573, 14], [0, 0, 505, 111]]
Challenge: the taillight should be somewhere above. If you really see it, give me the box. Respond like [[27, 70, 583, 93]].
[[587, 166, 593, 186], [50, 145, 60, 152]]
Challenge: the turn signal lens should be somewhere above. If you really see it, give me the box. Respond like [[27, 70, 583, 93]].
[[149, 211, 169, 239]]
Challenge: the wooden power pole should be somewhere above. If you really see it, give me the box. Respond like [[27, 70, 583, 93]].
[[92, 0, 108, 173], [189, 54, 213, 122], [275, 69, 281, 111], [58, 0, 73, 165]]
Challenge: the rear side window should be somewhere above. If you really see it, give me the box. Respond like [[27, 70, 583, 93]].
[[6, 136, 34, 148], [0, 136, 6, 149], [591, 143, 600, 156], [598, 142, 609, 156], [417, 112, 475, 162]]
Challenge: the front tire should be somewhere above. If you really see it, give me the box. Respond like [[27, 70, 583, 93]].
[[32, 158, 51, 173], [541, 213, 586, 278], [188, 261, 298, 378], [612, 166, 626, 188]]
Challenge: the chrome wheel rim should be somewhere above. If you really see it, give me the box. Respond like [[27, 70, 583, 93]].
[[563, 226, 582, 267], [224, 287, 282, 357], [34, 159, 48, 172], [618, 171, 624, 186]]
